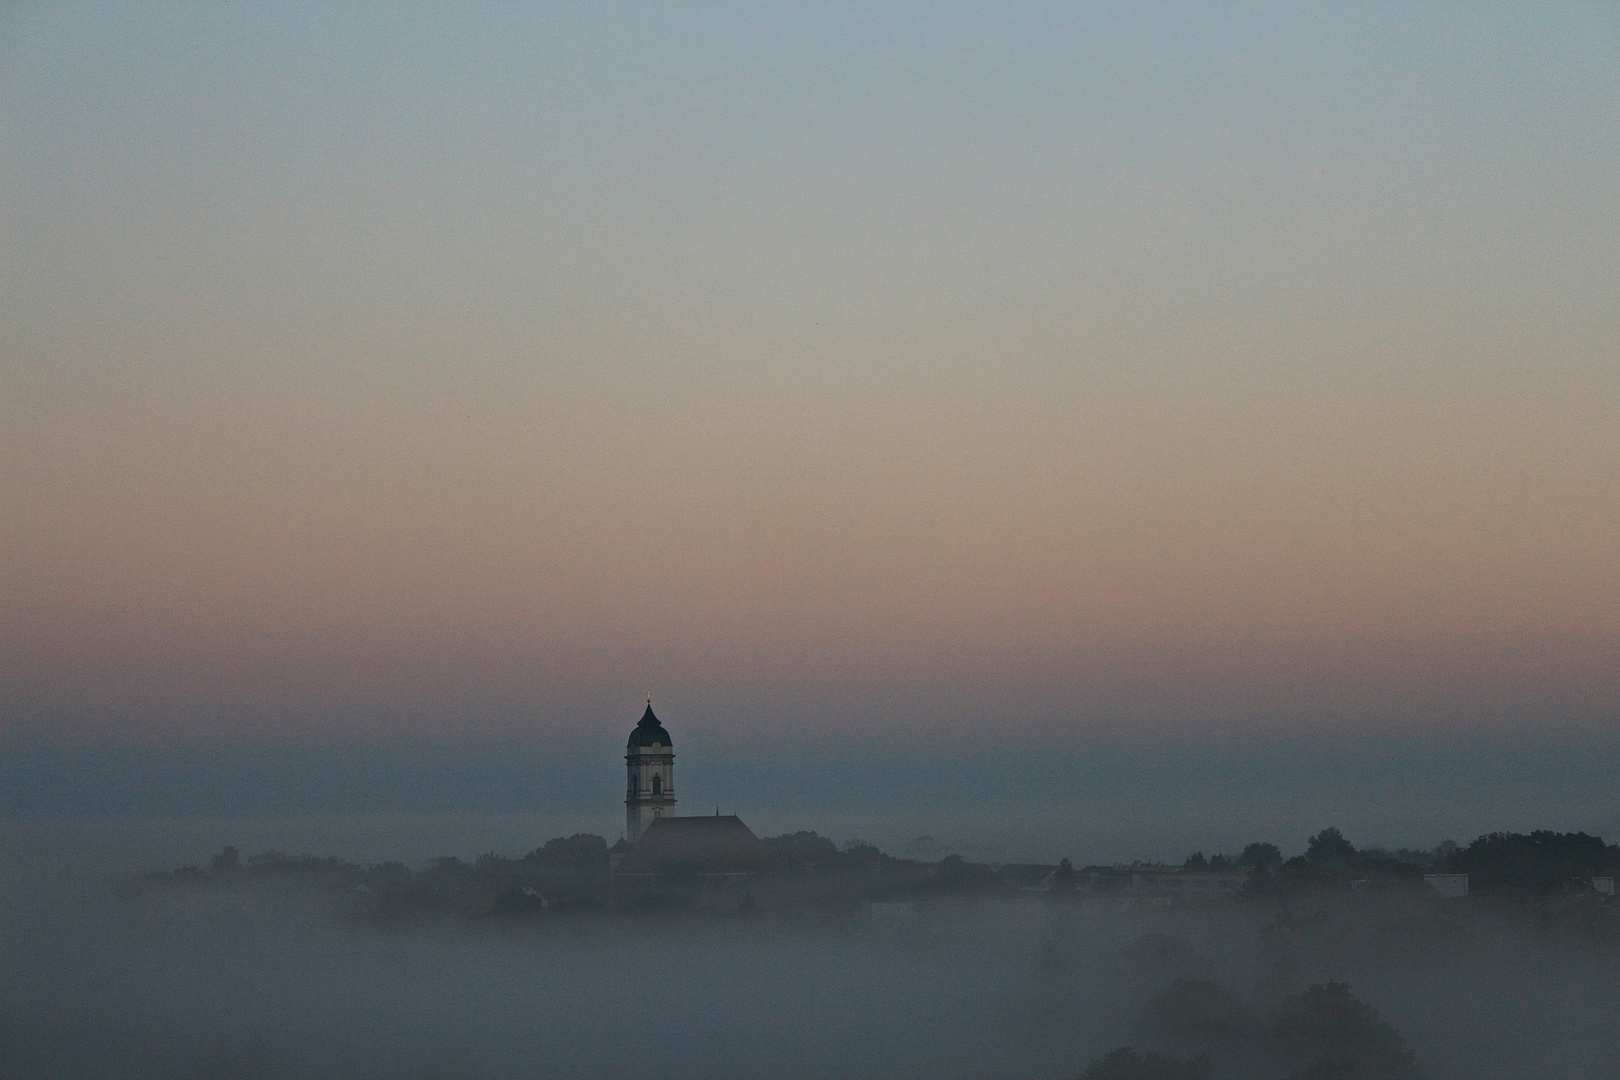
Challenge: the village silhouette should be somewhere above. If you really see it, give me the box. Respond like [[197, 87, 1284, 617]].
[[132, 703, 1620, 1080]]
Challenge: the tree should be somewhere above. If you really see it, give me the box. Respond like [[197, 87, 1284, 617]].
[[1081, 1047, 1212, 1080], [474, 851, 512, 878], [1306, 828, 1356, 863], [1239, 862, 1277, 898], [484, 887, 548, 919], [1136, 979, 1258, 1055], [1183, 852, 1208, 873], [1237, 842, 1283, 868], [1449, 831, 1619, 899], [1272, 982, 1422, 1080], [842, 842, 883, 862], [418, 856, 477, 894], [524, 834, 609, 877], [1053, 857, 1077, 891]]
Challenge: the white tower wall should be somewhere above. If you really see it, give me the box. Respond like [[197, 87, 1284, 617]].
[[625, 745, 675, 842]]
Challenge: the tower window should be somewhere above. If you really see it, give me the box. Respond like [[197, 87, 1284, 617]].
[[651, 775, 662, 796]]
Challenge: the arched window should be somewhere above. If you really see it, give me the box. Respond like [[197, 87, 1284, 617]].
[[651, 775, 662, 796]]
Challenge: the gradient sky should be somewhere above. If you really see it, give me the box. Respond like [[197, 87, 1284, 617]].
[[3, 3, 1617, 745]]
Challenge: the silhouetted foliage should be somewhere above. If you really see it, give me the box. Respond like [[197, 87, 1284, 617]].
[[1253, 856, 1344, 897], [1447, 831, 1620, 899], [761, 830, 840, 868], [483, 887, 548, 919], [1306, 828, 1357, 863], [1272, 982, 1422, 1080], [1242, 830, 1428, 898], [842, 840, 883, 861], [366, 861, 412, 888], [418, 856, 476, 893], [1238, 842, 1284, 868], [1126, 974, 1423, 1080], [1053, 857, 1077, 891], [1240, 862, 1278, 898], [926, 853, 1000, 891], [522, 833, 609, 877], [1136, 979, 1259, 1055]]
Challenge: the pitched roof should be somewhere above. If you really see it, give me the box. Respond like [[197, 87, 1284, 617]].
[[614, 815, 767, 876]]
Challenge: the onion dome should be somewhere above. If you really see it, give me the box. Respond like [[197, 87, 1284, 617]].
[[627, 699, 672, 749]]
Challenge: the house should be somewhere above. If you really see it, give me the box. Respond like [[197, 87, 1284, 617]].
[[1424, 873, 1469, 898]]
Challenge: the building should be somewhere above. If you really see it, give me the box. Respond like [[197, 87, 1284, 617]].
[[624, 697, 675, 843], [612, 700, 768, 881], [1424, 873, 1469, 898], [611, 814, 769, 880]]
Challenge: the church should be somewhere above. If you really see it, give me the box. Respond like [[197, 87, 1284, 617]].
[[608, 699, 769, 879]]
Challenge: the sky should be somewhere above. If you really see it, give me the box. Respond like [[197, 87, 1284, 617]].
[[3, 4, 1618, 760]]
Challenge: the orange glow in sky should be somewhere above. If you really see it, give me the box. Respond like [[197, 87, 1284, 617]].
[[3, 6, 1616, 741]]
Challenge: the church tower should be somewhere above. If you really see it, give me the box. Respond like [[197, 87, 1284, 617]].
[[625, 697, 675, 842]]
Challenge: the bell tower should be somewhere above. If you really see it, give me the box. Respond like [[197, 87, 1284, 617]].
[[625, 696, 675, 842]]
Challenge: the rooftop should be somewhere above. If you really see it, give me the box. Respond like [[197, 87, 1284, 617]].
[[613, 814, 767, 877]]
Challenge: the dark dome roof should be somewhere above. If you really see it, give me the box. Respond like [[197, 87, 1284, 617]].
[[627, 702, 672, 749]]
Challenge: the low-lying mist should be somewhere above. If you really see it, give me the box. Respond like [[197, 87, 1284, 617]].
[[3, 824, 1619, 1080], [3, 864, 1072, 1080]]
